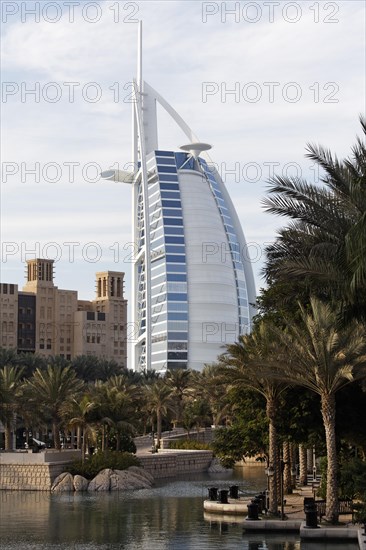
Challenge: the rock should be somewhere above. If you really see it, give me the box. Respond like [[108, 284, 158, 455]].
[[73, 475, 89, 492], [88, 468, 113, 491], [128, 466, 155, 484], [208, 458, 232, 473], [51, 472, 74, 492], [113, 469, 152, 490], [125, 470, 152, 488]]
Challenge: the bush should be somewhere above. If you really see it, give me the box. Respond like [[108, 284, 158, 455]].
[[66, 451, 140, 480], [168, 439, 212, 451]]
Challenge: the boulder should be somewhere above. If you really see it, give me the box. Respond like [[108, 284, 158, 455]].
[[73, 475, 89, 492], [88, 468, 113, 491], [51, 472, 74, 492], [128, 466, 155, 484]]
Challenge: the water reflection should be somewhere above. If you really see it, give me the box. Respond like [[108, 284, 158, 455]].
[[0, 470, 358, 550]]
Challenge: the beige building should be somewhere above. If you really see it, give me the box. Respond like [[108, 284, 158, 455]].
[[0, 259, 127, 366]]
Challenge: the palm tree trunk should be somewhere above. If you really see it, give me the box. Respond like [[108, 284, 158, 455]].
[[283, 441, 292, 494], [290, 443, 297, 490], [266, 397, 278, 515], [5, 423, 12, 451], [76, 426, 81, 449], [299, 444, 307, 485], [53, 422, 61, 450], [321, 392, 339, 523], [157, 410, 162, 448], [82, 427, 86, 463]]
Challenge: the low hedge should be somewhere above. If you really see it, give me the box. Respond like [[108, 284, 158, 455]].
[[168, 439, 212, 451], [65, 451, 141, 480]]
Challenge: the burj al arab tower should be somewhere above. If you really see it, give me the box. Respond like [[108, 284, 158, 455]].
[[103, 23, 256, 372]]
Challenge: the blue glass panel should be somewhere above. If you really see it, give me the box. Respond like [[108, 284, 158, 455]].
[[162, 200, 181, 208], [174, 152, 189, 169], [164, 227, 184, 235], [163, 218, 183, 226], [155, 151, 175, 157], [165, 236, 185, 245], [165, 245, 185, 254], [163, 209, 183, 217], [167, 302, 188, 311], [156, 158, 176, 166], [168, 312, 188, 320], [168, 332, 188, 340], [160, 183, 180, 191], [167, 273, 186, 282], [159, 174, 179, 182], [161, 191, 180, 199], [166, 264, 186, 273], [157, 165, 177, 174], [167, 293, 187, 301], [166, 255, 186, 263]]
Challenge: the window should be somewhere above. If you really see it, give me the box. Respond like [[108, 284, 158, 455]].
[[3, 284, 7, 294], [97, 312, 105, 321], [161, 200, 181, 208], [47, 339, 52, 350], [157, 165, 177, 173], [159, 183, 179, 191], [40, 339, 45, 349], [165, 236, 185, 245], [10, 284, 14, 295], [166, 255, 186, 263], [163, 217, 183, 226], [165, 245, 185, 254], [163, 209, 182, 217], [87, 312, 95, 321]]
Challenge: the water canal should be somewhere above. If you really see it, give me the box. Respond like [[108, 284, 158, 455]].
[[0, 468, 359, 549]]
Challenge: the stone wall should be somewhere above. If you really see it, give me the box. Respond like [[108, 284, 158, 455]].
[[0, 449, 213, 489], [0, 450, 81, 491], [138, 450, 213, 479]]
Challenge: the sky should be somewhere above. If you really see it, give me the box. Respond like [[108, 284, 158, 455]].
[[1, 1, 365, 313]]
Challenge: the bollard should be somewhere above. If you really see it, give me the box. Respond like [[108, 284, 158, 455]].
[[305, 502, 318, 528], [252, 497, 263, 514], [255, 493, 266, 513], [219, 489, 229, 504], [229, 485, 239, 499], [246, 500, 259, 520], [208, 487, 218, 501]]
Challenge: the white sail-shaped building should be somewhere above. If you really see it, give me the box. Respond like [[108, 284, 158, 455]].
[[103, 24, 256, 372]]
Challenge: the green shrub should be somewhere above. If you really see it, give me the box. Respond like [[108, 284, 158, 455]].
[[66, 451, 140, 479], [168, 439, 212, 451]]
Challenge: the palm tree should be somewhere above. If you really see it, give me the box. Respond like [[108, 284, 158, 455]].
[[0, 366, 24, 450], [273, 298, 366, 523], [219, 322, 289, 515], [263, 116, 366, 323], [26, 365, 83, 449], [143, 380, 173, 448], [165, 369, 192, 427], [61, 394, 96, 460]]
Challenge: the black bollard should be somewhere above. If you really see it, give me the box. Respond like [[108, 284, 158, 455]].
[[219, 489, 229, 504], [305, 502, 318, 528], [246, 500, 259, 520], [255, 493, 265, 513], [229, 485, 239, 499], [208, 487, 218, 501]]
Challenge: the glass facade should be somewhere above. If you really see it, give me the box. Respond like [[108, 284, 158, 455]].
[[135, 148, 252, 372], [146, 151, 188, 372]]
